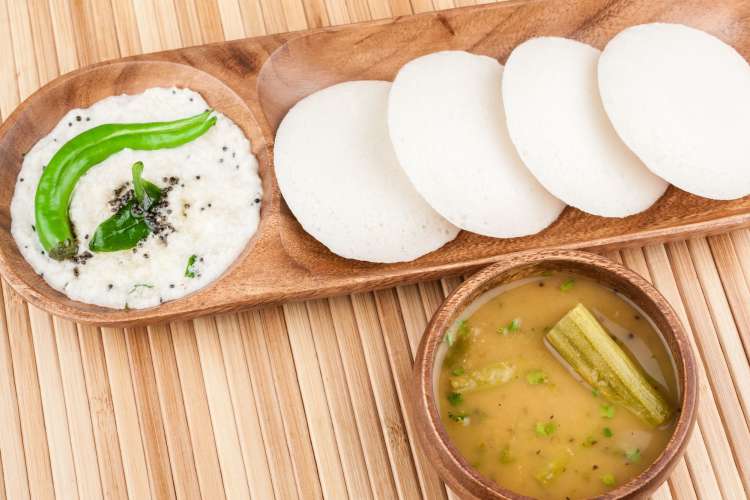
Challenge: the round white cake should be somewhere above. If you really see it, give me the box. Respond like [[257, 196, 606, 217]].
[[502, 37, 668, 217], [274, 80, 459, 263], [598, 23, 750, 200], [388, 50, 565, 238]]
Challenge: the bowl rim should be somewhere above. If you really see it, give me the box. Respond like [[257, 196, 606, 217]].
[[413, 248, 699, 500]]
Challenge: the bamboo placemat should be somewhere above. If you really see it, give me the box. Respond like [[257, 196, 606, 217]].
[[0, 0, 748, 499]]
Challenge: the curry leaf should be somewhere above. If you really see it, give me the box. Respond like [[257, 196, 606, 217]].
[[90, 162, 163, 253], [89, 200, 150, 253]]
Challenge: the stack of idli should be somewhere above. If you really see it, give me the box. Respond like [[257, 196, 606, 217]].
[[598, 23, 750, 200], [274, 81, 459, 263], [274, 22, 750, 264], [387, 51, 565, 238]]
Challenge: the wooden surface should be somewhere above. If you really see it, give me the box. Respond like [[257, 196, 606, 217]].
[[3, 0, 750, 327], [0, 0, 748, 499]]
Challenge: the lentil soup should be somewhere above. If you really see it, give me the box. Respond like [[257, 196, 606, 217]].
[[438, 273, 678, 499]]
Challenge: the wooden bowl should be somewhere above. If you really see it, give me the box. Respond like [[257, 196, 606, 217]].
[[413, 249, 698, 500]]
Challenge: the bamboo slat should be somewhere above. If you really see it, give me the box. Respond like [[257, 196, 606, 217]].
[[0, 1, 748, 499]]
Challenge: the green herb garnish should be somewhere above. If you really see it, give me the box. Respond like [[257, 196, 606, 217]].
[[185, 254, 198, 278], [448, 412, 470, 426], [600, 404, 615, 419], [90, 161, 164, 253], [560, 278, 575, 292], [451, 367, 465, 376], [499, 317, 522, 335], [601, 473, 616, 487], [447, 392, 463, 406], [526, 370, 548, 385], [445, 320, 469, 346], [535, 421, 556, 437], [603, 427, 613, 438], [625, 448, 641, 463], [132, 161, 159, 211]]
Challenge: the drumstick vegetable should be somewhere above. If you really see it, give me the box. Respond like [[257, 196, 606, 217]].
[[546, 303, 672, 426], [449, 361, 515, 393], [35, 110, 216, 260]]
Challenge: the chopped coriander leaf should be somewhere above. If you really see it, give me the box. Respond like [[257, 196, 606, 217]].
[[445, 320, 470, 346], [447, 392, 463, 406], [509, 317, 521, 331], [498, 317, 522, 335], [184, 254, 198, 278], [128, 283, 153, 294], [600, 404, 615, 419], [526, 369, 548, 385], [535, 421, 556, 437], [603, 427, 613, 438], [457, 320, 470, 336], [560, 278, 575, 292], [625, 448, 641, 463], [601, 473, 616, 487], [451, 367, 465, 376], [448, 412, 470, 426], [499, 445, 515, 464], [592, 388, 600, 397]]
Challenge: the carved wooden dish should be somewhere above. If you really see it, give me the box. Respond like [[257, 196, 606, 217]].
[[413, 249, 698, 499], [0, 0, 748, 325]]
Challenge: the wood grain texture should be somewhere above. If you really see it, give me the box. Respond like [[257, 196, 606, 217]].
[[1, 0, 750, 326], [0, 0, 748, 499]]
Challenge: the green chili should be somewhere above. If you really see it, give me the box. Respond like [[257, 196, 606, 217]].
[[35, 110, 216, 260]]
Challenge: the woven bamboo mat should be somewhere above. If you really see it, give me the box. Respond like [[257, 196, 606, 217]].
[[0, 0, 748, 499]]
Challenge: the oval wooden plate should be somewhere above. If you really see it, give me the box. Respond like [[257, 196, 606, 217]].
[[0, 0, 749, 326]]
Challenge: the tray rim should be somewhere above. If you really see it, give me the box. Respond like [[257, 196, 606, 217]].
[[0, 0, 748, 326]]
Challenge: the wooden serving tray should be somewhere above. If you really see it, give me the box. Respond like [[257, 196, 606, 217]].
[[0, 0, 748, 326]]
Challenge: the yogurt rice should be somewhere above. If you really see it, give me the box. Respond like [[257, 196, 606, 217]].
[[11, 87, 262, 309]]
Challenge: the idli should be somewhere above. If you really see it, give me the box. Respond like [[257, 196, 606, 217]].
[[502, 37, 668, 217], [274, 80, 459, 263], [598, 23, 750, 200], [388, 50, 565, 238]]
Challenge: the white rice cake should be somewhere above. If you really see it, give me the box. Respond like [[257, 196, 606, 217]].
[[503, 37, 668, 217], [388, 50, 565, 238], [274, 80, 459, 263], [11, 88, 262, 309], [598, 23, 750, 200]]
